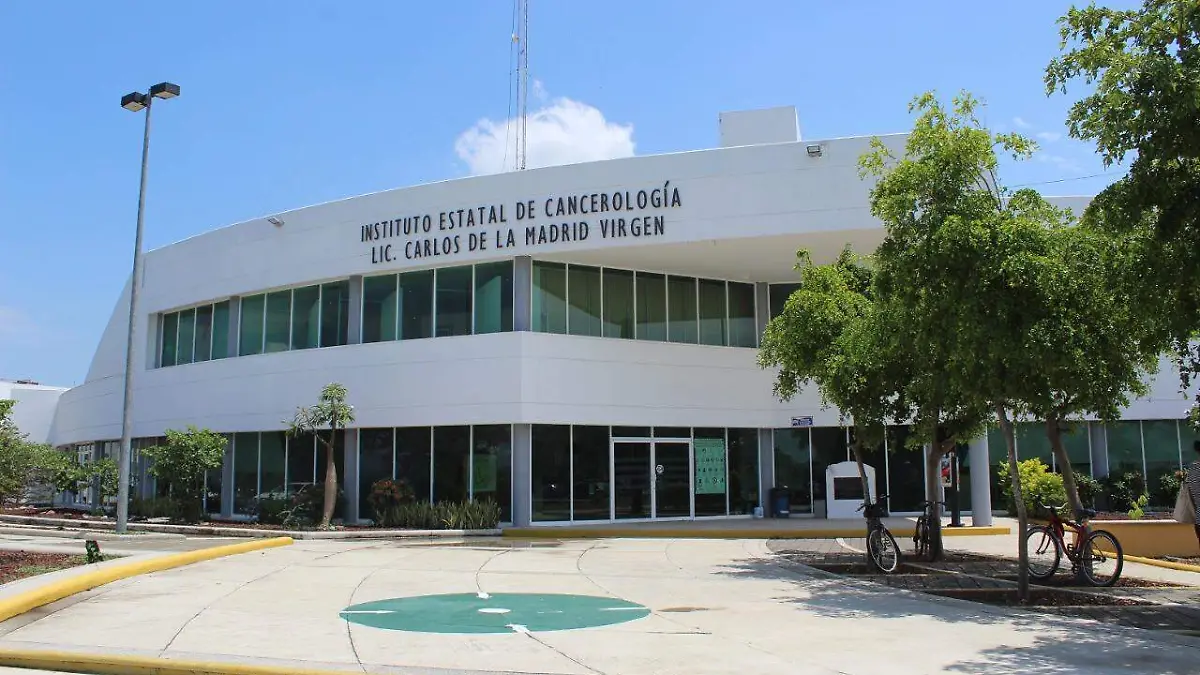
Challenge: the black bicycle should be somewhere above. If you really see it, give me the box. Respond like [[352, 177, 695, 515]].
[[858, 493, 900, 573], [913, 499, 946, 561]]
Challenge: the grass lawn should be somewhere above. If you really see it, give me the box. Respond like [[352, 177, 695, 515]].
[[0, 551, 87, 584]]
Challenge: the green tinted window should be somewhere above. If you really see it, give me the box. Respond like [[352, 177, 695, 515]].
[[239, 294, 265, 356], [567, 265, 602, 337], [727, 282, 757, 348], [320, 281, 350, 347], [211, 301, 230, 359], [602, 269, 634, 339], [698, 279, 727, 346], [474, 261, 514, 334], [362, 275, 398, 343], [532, 261, 567, 334], [264, 291, 292, 353], [160, 312, 178, 367], [400, 270, 434, 339]]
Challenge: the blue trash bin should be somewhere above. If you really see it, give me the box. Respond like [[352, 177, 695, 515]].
[[769, 486, 791, 518]]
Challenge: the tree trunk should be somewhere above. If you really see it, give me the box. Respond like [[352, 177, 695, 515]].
[[997, 405, 1029, 602], [851, 441, 873, 550], [320, 429, 338, 529], [923, 439, 948, 562], [1045, 416, 1084, 516]]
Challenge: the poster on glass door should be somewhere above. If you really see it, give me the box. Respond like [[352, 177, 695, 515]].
[[693, 439, 727, 494]]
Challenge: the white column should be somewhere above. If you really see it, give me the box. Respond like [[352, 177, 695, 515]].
[[968, 435, 992, 526], [511, 423, 532, 526]]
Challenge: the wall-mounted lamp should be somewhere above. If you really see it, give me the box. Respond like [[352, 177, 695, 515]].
[[267, 217, 285, 227], [806, 144, 823, 157]]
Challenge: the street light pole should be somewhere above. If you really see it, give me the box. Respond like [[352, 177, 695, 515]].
[[116, 83, 179, 534]]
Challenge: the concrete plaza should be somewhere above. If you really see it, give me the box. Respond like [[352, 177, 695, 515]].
[[0, 536, 1197, 675]]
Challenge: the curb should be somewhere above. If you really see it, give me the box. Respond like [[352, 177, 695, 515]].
[[0, 537, 293, 624], [0, 649, 358, 675], [0, 525, 185, 541], [0, 515, 499, 540], [503, 525, 1011, 539], [1124, 554, 1200, 574]]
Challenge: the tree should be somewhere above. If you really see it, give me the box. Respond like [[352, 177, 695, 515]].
[[287, 383, 355, 529], [1011, 226, 1159, 517], [0, 400, 55, 506], [859, 91, 1101, 600], [1046, 0, 1200, 414], [143, 426, 227, 523], [759, 248, 898, 545]]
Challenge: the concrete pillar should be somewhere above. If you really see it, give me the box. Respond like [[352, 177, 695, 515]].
[[754, 282, 770, 343], [511, 423, 532, 526], [1089, 421, 1109, 478], [347, 276, 363, 345], [514, 256, 533, 332], [343, 428, 360, 523], [968, 435, 993, 526], [227, 297, 241, 359], [757, 428, 774, 513], [220, 434, 235, 519]]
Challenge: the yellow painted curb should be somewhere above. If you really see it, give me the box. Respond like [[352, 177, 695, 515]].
[[1124, 554, 1200, 574], [0, 537, 293, 624], [502, 526, 1010, 539], [0, 648, 355, 675]]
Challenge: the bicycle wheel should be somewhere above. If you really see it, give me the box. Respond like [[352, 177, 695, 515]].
[[1081, 530, 1123, 587], [914, 517, 929, 560], [869, 527, 901, 573], [1025, 525, 1061, 581]]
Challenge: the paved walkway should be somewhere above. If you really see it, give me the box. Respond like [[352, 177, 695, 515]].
[[0, 537, 1196, 674]]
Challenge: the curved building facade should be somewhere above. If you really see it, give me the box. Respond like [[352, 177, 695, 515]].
[[48, 107, 1199, 525]]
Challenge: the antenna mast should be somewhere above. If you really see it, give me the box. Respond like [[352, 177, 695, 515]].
[[515, 0, 529, 171]]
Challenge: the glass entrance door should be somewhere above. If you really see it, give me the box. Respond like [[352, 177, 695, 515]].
[[613, 442, 651, 519], [653, 441, 691, 517]]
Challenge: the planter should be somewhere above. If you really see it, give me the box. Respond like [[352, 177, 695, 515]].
[[1090, 519, 1200, 558]]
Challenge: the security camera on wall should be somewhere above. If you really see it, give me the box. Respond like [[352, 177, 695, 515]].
[[267, 217, 284, 227]]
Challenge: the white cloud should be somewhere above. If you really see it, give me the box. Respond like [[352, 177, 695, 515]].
[[1013, 117, 1031, 129], [1036, 131, 1062, 143], [454, 95, 636, 175], [1036, 152, 1082, 173]]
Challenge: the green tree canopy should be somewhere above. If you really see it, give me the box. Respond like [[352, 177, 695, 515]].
[[856, 90, 1144, 597], [143, 426, 227, 523], [1046, 0, 1200, 413]]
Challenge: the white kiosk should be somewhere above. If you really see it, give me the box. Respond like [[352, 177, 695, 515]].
[[825, 461, 878, 519]]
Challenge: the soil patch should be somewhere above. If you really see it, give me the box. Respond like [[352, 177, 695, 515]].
[[924, 587, 1152, 607], [0, 551, 86, 584]]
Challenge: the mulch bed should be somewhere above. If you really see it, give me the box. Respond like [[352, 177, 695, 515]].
[[0, 552, 86, 585]]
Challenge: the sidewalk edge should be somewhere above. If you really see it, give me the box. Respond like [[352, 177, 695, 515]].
[[0, 648, 357, 675], [1124, 553, 1200, 574], [0, 537, 293, 624]]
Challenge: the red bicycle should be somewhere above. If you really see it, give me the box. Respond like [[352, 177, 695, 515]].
[[1026, 498, 1123, 587]]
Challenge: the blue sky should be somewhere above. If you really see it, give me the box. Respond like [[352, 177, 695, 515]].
[[0, 1, 1131, 386]]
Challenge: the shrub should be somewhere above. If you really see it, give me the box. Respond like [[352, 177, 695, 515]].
[[1154, 469, 1185, 508], [996, 459, 1067, 518], [377, 500, 501, 530], [1073, 472, 1102, 508], [367, 478, 415, 523], [129, 496, 184, 521], [1100, 471, 1145, 512], [142, 427, 226, 523], [251, 496, 290, 526], [278, 484, 345, 529]]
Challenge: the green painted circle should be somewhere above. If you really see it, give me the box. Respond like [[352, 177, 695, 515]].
[[340, 593, 650, 634]]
